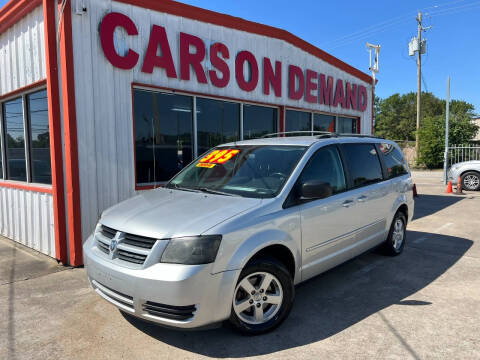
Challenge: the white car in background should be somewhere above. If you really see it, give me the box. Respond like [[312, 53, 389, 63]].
[[448, 160, 480, 191]]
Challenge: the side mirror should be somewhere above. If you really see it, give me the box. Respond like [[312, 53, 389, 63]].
[[300, 180, 333, 201]]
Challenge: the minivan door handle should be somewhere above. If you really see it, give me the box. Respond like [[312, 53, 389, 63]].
[[357, 195, 368, 202], [342, 200, 354, 207]]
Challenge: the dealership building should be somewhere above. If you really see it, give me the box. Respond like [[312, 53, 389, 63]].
[[0, 0, 374, 266]]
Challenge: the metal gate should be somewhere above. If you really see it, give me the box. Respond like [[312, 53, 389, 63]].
[[448, 144, 480, 165]]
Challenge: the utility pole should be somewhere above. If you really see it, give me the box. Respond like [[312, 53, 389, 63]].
[[444, 77, 450, 185], [416, 11, 422, 157], [409, 12, 430, 158], [366, 43, 381, 134]]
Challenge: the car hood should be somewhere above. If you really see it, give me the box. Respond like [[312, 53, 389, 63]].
[[100, 188, 262, 239]]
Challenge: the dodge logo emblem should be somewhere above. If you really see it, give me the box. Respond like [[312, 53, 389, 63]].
[[109, 239, 118, 252]]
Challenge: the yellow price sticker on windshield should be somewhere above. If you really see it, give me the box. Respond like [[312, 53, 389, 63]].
[[196, 163, 216, 168], [199, 149, 240, 164]]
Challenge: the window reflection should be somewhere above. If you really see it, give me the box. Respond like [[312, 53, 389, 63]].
[[134, 90, 193, 184], [286, 110, 311, 133], [197, 98, 240, 155], [243, 105, 277, 139], [4, 97, 27, 181], [337, 116, 357, 134], [28, 90, 51, 184], [313, 114, 336, 132]]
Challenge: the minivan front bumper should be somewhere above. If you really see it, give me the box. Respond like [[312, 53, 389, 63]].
[[83, 235, 239, 329]]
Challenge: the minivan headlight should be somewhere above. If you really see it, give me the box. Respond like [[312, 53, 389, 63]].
[[160, 235, 222, 265]]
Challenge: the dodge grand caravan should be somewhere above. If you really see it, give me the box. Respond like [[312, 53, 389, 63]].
[[83, 134, 414, 335]]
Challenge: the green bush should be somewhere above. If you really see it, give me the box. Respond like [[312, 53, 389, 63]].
[[417, 115, 478, 168]]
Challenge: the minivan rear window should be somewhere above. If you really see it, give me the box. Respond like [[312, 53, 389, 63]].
[[342, 143, 383, 188], [379, 143, 408, 179]]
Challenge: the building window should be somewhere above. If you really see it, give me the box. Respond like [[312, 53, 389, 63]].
[[313, 114, 336, 132], [243, 105, 278, 139], [28, 90, 51, 184], [197, 98, 240, 155], [131, 87, 362, 187], [0, 89, 52, 184], [133, 90, 194, 185], [337, 116, 358, 134], [4, 97, 27, 182], [286, 110, 311, 133]]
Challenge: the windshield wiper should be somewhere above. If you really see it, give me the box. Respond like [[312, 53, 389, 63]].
[[168, 184, 201, 193], [195, 187, 238, 197]]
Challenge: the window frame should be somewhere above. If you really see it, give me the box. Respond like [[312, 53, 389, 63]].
[[0, 84, 49, 185], [0, 102, 5, 180], [284, 144, 348, 208], [132, 89, 195, 186], [242, 103, 279, 140], [285, 109, 312, 133], [284, 106, 360, 135], [338, 142, 385, 190], [195, 96, 241, 157], [26, 89, 52, 185]]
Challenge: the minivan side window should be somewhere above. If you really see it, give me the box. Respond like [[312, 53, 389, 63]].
[[342, 143, 383, 188], [379, 143, 408, 179], [299, 146, 346, 195]]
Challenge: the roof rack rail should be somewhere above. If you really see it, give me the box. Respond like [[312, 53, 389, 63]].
[[328, 133, 382, 139], [261, 131, 382, 139], [261, 131, 333, 138]]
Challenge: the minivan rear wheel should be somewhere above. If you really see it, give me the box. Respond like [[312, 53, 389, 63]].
[[383, 212, 407, 256], [229, 258, 294, 335]]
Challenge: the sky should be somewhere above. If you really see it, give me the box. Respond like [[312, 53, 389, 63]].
[[1, 0, 479, 112], [177, 0, 480, 112]]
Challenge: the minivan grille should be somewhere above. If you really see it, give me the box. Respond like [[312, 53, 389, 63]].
[[96, 225, 157, 265], [123, 233, 157, 249], [117, 249, 147, 264], [143, 301, 196, 321], [97, 240, 110, 255], [101, 225, 117, 239]]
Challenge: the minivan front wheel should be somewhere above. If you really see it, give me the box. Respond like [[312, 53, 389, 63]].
[[229, 258, 294, 335], [384, 212, 407, 256]]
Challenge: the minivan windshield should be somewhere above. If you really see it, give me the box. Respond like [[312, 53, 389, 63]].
[[167, 145, 307, 198]]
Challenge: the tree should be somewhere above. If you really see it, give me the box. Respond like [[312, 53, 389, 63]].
[[418, 114, 478, 168], [375, 92, 478, 168], [374, 92, 445, 140]]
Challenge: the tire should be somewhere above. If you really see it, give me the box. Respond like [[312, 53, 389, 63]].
[[229, 258, 294, 335], [383, 212, 407, 256], [461, 171, 480, 191]]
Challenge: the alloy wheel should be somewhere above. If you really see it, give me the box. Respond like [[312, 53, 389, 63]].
[[463, 174, 480, 190], [392, 218, 405, 251], [233, 272, 283, 325]]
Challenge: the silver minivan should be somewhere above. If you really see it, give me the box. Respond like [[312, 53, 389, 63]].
[[83, 134, 414, 335]]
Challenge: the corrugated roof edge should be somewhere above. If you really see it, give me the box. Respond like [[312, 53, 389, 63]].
[[0, 0, 43, 35]]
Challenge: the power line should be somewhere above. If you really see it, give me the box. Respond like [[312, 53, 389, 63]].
[[425, 0, 480, 16], [324, 0, 480, 49]]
